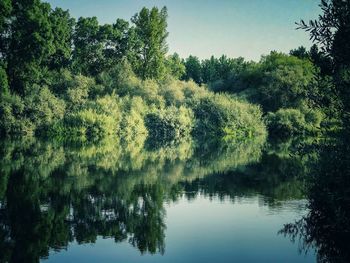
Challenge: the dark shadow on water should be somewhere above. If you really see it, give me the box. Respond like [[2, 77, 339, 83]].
[[279, 131, 350, 262]]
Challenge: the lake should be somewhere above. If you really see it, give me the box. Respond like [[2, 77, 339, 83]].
[[0, 135, 347, 262]]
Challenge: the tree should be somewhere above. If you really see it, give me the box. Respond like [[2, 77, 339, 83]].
[[289, 46, 309, 59], [298, 0, 350, 65], [7, 0, 55, 95], [131, 7, 169, 80], [256, 52, 316, 112], [72, 17, 103, 76], [48, 7, 75, 70], [201, 56, 219, 83], [309, 44, 333, 76], [165, 53, 185, 79], [183, 55, 202, 84], [72, 17, 131, 76], [0, 0, 12, 59], [297, 0, 350, 115], [99, 18, 131, 70]]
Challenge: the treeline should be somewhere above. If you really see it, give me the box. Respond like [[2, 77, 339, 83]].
[[0, 1, 181, 92], [0, 0, 265, 141], [180, 46, 342, 136], [0, 0, 348, 140], [181, 0, 350, 136]]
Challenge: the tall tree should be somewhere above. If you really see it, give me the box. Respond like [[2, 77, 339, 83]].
[[131, 7, 169, 80], [309, 44, 333, 76], [72, 17, 131, 76], [298, 0, 350, 115], [72, 17, 103, 76], [165, 53, 185, 79], [289, 46, 309, 59], [0, 0, 11, 95], [183, 55, 202, 84], [48, 7, 75, 70], [201, 56, 219, 83], [0, 0, 12, 60], [99, 18, 131, 70], [7, 0, 55, 94]]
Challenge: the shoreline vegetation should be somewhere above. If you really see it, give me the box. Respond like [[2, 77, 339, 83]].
[[0, 1, 346, 144]]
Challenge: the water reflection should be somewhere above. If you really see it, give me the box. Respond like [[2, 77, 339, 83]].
[[0, 135, 315, 263], [279, 133, 350, 262]]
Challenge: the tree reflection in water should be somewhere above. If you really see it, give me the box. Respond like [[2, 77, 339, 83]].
[[0, 134, 318, 263], [280, 132, 350, 262]]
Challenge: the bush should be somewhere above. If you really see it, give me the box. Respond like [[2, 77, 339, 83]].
[[1, 62, 268, 141], [50, 94, 121, 139], [65, 75, 95, 111], [159, 79, 185, 107], [119, 96, 148, 142], [266, 107, 324, 137], [97, 61, 139, 97], [65, 109, 116, 138], [25, 85, 66, 133], [0, 86, 65, 136], [193, 93, 266, 138], [145, 106, 194, 140], [0, 93, 34, 135], [0, 64, 9, 95]]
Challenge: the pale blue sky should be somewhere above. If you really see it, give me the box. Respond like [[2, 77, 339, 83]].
[[46, 0, 321, 61]]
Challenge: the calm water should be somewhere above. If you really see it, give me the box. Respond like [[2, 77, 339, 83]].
[[0, 135, 348, 262]]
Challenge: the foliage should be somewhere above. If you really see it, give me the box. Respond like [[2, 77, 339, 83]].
[[165, 53, 186, 79], [65, 75, 95, 111], [252, 52, 316, 112], [49, 7, 75, 70], [7, 0, 55, 94], [0, 63, 9, 94], [298, 0, 350, 117], [25, 85, 66, 133], [289, 46, 309, 59], [145, 106, 194, 140], [119, 96, 149, 142], [182, 55, 202, 84], [193, 93, 266, 138], [266, 107, 323, 136], [131, 7, 169, 80], [0, 93, 34, 135], [0, 1, 267, 141], [64, 109, 116, 138]]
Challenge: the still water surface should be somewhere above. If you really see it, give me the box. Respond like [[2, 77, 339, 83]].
[[44, 196, 313, 263], [0, 137, 319, 262]]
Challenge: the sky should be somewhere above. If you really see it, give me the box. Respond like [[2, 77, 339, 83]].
[[46, 0, 321, 61]]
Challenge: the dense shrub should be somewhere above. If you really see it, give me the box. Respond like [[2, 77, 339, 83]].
[[119, 96, 148, 142], [159, 78, 185, 107], [0, 86, 65, 136], [145, 106, 194, 140], [266, 107, 323, 136], [204, 52, 316, 114], [255, 53, 316, 112], [65, 75, 95, 111], [1, 64, 267, 142], [64, 109, 116, 138], [193, 93, 266, 138], [25, 85, 66, 133], [98, 62, 140, 96], [0, 93, 34, 135], [0, 64, 9, 95]]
